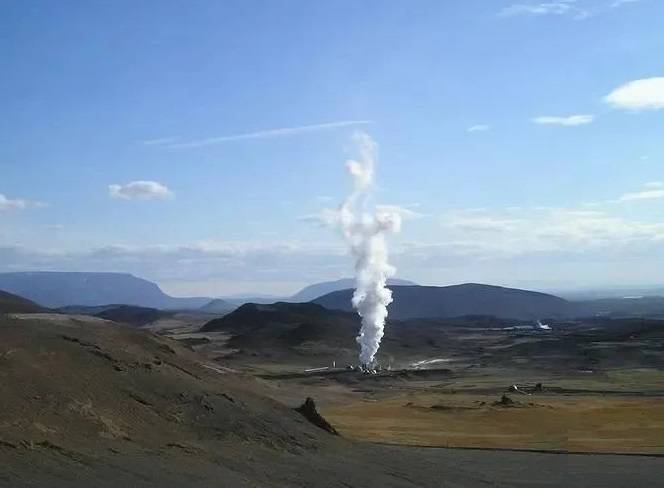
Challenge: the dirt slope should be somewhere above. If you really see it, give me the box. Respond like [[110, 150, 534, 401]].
[[0, 290, 46, 314]]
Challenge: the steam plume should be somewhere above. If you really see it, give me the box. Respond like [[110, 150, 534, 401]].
[[339, 133, 401, 366]]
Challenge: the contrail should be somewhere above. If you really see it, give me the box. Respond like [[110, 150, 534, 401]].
[[161, 120, 373, 149], [338, 133, 401, 367]]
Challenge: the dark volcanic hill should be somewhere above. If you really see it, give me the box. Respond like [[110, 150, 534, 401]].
[[0, 272, 211, 309], [200, 302, 521, 365], [94, 305, 172, 327], [313, 283, 575, 320], [202, 302, 358, 341], [0, 290, 46, 314]]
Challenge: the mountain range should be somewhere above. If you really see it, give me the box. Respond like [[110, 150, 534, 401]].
[[0, 272, 418, 310], [5, 271, 664, 321]]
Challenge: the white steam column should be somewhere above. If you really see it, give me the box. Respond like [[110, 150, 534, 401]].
[[339, 133, 401, 367]]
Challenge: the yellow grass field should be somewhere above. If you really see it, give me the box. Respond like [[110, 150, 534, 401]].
[[325, 392, 664, 454]]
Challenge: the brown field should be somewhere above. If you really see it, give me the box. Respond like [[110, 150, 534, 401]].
[[324, 389, 664, 454]]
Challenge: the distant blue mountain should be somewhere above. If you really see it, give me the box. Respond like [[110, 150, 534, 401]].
[[289, 278, 418, 302], [313, 283, 575, 320], [0, 272, 211, 309], [221, 278, 418, 306]]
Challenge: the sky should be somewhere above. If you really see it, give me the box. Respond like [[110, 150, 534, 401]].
[[1, 0, 664, 297]]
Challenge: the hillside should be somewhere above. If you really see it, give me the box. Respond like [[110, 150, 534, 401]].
[[201, 302, 359, 356], [0, 272, 210, 309], [0, 290, 46, 314], [314, 283, 575, 320], [0, 314, 336, 486], [0, 313, 632, 487]]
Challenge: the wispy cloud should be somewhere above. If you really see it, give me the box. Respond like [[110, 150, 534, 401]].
[[499, 1, 588, 19], [0, 193, 45, 211], [605, 77, 664, 111], [619, 182, 664, 202], [620, 190, 664, 202], [533, 114, 595, 126], [610, 0, 639, 8], [151, 120, 373, 149], [467, 124, 491, 133], [108, 181, 174, 201], [500, 0, 640, 19], [142, 137, 180, 146]]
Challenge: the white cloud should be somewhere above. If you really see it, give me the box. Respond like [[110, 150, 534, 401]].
[[616, 182, 664, 202], [151, 120, 373, 149], [500, 0, 639, 20], [611, 0, 639, 8], [619, 190, 664, 201], [499, 1, 588, 19], [533, 114, 595, 126], [0, 194, 44, 211], [605, 77, 664, 111], [619, 190, 664, 202], [467, 124, 491, 133], [108, 181, 174, 201]]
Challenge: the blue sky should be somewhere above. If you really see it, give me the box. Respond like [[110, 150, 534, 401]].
[[2, 0, 664, 296]]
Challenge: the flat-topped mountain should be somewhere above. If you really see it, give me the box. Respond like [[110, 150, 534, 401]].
[[0, 272, 211, 309], [313, 283, 575, 320]]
